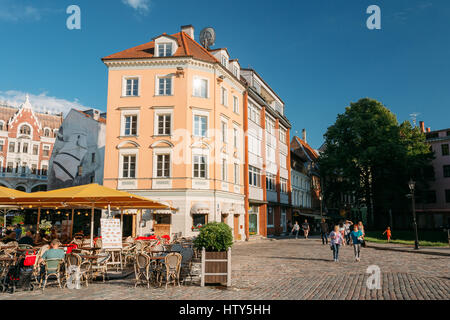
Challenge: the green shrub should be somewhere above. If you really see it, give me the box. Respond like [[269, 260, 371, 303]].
[[194, 222, 233, 252]]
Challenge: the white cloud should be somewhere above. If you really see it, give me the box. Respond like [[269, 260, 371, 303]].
[[0, 0, 42, 22], [0, 90, 91, 116], [122, 0, 151, 14]]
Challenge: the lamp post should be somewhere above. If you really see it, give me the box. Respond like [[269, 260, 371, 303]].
[[319, 194, 323, 217], [408, 179, 420, 250]]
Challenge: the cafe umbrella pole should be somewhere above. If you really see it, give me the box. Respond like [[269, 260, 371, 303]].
[[36, 207, 41, 233], [90, 206, 95, 247], [70, 208, 74, 239]]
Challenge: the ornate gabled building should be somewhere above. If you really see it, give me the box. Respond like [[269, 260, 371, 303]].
[[290, 132, 322, 224], [0, 95, 63, 192]]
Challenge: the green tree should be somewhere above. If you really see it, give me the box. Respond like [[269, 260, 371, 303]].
[[319, 98, 434, 227]]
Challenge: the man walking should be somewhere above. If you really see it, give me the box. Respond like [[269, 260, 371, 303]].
[[320, 218, 329, 245], [302, 219, 310, 239]]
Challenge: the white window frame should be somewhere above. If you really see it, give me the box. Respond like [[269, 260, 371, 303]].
[[233, 96, 239, 114], [120, 153, 138, 179], [0, 121, 4, 131], [193, 110, 209, 138], [221, 157, 228, 182], [221, 120, 227, 144], [157, 43, 173, 57], [192, 76, 209, 99], [249, 166, 261, 188], [42, 145, 51, 157], [234, 162, 239, 185], [221, 87, 228, 106], [43, 127, 52, 137], [279, 128, 287, 143], [122, 76, 141, 97], [153, 149, 172, 179], [120, 109, 140, 137], [193, 153, 208, 179], [155, 75, 174, 96]]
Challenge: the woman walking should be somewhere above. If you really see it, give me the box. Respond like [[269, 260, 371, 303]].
[[292, 222, 300, 239], [350, 225, 364, 262], [357, 221, 366, 247], [330, 225, 343, 262], [338, 222, 346, 246]]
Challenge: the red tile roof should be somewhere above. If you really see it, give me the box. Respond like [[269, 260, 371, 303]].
[[102, 32, 219, 64], [294, 136, 319, 161]]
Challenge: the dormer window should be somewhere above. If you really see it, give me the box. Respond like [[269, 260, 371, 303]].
[[221, 56, 228, 67], [233, 66, 238, 77], [158, 43, 173, 57]]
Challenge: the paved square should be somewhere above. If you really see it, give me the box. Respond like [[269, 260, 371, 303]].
[[1, 238, 449, 300]]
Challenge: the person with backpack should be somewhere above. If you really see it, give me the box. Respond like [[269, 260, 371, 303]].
[[292, 222, 300, 239]]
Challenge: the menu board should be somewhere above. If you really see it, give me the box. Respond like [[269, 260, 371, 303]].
[[100, 219, 123, 249]]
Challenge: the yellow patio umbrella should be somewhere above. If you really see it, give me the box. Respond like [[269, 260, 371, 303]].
[[12, 184, 175, 246]]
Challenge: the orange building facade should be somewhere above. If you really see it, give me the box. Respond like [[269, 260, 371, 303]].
[[102, 25, 291, 240]]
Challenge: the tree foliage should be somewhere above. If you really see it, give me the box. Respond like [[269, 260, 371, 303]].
[[319, 98, 434, 226]]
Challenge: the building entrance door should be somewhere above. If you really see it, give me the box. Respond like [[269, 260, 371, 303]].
[[234, 214, 240, 240], [281, 209, 287, 233], [249, 205, 259, 235]]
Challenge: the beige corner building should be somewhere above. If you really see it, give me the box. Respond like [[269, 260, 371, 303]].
[[102, 25, 247, 239]]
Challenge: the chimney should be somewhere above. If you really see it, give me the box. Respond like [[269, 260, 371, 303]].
[[181, 25, 194, 40], [419, 121, 425, 133], [427, 128, 431, 133], [302, 129, 307, 143]]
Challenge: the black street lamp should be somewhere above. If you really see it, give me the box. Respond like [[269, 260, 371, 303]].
[[319, 194, 323, 217], [408, 179, 420, 250]]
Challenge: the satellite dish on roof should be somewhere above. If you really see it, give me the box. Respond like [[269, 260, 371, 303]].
[[199, 27, 216, 49]]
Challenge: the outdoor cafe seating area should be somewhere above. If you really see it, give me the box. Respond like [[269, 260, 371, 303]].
[[0, 234, 197, 293], [0, 184, 200, 294]]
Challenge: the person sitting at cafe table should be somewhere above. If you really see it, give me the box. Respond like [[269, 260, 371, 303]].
[[38, 240, 65, 279], [34, 229, 50, 245], [1, 230, 17, 244], [18, 230, 35, 246], [50, 228, 59, 240], [39, 240, 65, 263]]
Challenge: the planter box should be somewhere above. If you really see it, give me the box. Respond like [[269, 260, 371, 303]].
[[201, 248, 231, 287]]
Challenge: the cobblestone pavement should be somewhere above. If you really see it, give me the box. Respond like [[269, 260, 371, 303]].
[[1, 238, 449, 300]]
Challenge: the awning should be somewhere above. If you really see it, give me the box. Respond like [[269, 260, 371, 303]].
[[154, 209, 173, 215], [191, 202, 210, 215]]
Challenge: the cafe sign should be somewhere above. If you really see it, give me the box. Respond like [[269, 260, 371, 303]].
[[100, 218, 122, 249]]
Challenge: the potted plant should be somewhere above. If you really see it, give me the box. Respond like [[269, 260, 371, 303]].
[[39, 219, 52, 234], [194, 222, 233, 287]]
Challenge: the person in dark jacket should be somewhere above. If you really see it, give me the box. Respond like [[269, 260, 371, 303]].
[[320, 218, 329, 245], [1, 230, 17, 244], [18, 230, 35, 246]]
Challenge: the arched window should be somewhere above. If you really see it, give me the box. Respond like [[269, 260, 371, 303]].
[[0, 121, 4, 131], [44, 128, 51, 137], [20, 125, 31, 135]]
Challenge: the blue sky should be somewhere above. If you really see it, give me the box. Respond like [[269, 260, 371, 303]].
[[0, 0, 449, 149]]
